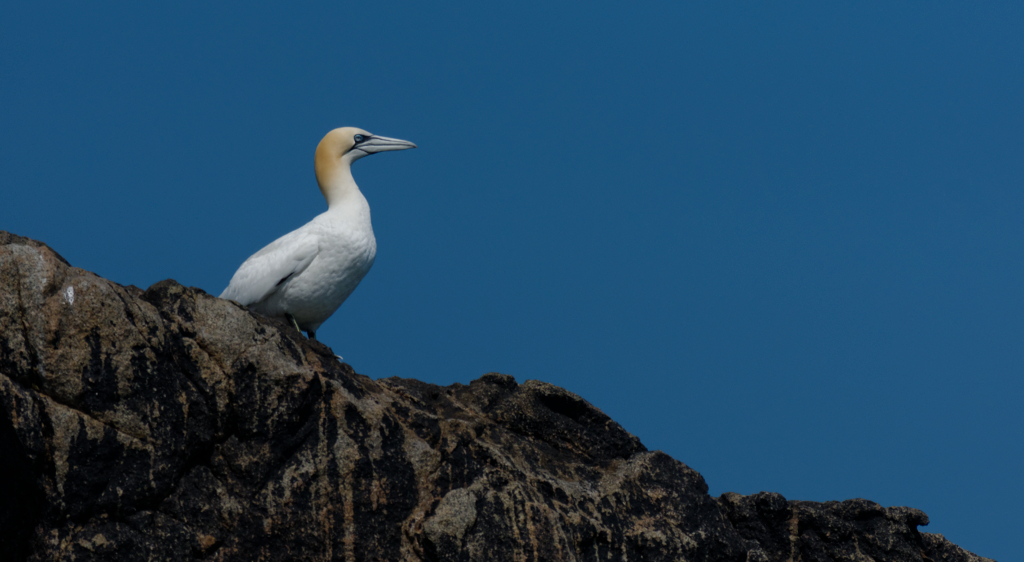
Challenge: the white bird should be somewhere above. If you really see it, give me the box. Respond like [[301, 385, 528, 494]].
[[220, 127, 416, 340]]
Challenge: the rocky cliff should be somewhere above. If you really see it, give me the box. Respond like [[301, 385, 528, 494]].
[[0, 231, 993, 562]]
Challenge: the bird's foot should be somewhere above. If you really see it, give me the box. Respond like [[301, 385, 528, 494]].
[[284, 313, 303, 335]]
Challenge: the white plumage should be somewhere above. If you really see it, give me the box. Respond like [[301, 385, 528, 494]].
[[220, 127, 415, 339]]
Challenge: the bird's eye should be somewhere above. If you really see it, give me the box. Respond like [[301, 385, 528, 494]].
[[354, 134, 366, 143]]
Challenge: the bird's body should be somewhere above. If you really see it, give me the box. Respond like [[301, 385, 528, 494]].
[[220, 127, 414, 339], [219, 199, 376, 335]]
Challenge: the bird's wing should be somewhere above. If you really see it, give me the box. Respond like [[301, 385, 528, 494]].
[[219, 229, 320, 306]]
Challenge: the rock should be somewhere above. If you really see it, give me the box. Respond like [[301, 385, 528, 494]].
[[0, 231, 995, 561], [718, 493, 990, 562]]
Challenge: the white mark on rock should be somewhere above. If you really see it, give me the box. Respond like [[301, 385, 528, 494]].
[[63, 285, 75, 306]]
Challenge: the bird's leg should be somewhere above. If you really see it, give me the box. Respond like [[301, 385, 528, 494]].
[[284, 313, 303, 335], [308, 330, 317, 341]]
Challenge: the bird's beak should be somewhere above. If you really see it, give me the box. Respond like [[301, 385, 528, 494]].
[[359, 135, 417, 154]]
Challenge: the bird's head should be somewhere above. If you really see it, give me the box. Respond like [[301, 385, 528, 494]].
[[317, 126, 416, 166], [314, 127, 416, 199]]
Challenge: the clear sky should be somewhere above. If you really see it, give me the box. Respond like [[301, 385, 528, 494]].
[[2, 3, 1021, 559]]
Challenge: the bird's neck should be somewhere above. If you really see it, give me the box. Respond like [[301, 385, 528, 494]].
[[318, 167, 372, 229], [318, 164, 362, 209]]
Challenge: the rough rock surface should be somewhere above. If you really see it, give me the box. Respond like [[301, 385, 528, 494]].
[[0, 231, 994, 562]]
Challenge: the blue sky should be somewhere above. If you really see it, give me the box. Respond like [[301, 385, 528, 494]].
[[3, 2, 1021, 559]]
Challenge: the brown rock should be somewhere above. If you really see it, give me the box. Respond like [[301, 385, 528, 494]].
[[0, 231, 994, 561]]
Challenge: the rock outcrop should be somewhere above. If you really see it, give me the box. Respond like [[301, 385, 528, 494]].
[[0, 231, 994, 561]]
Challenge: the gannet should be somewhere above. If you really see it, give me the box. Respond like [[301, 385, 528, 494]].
[[220, 127, 416, 340]]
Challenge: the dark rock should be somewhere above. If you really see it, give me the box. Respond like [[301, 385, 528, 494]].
[[0, 232, 995, 561], [717, 492, 992, 562]]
